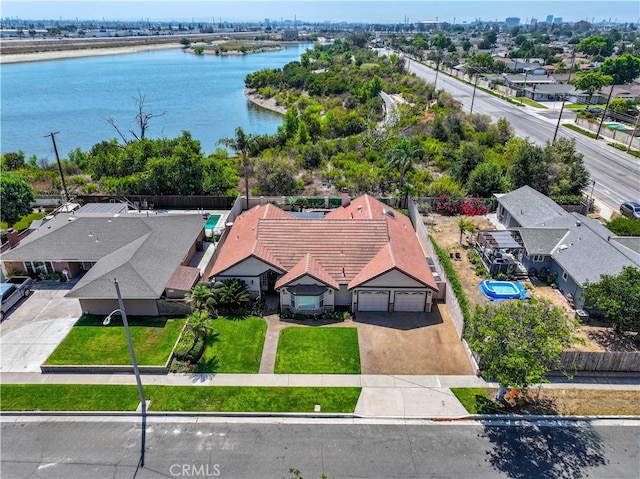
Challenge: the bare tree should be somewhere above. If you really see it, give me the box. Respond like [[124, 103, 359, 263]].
[[106, 91, 165, 143]]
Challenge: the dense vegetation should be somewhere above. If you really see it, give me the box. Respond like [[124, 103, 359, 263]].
[[0, 33, 607, 203]]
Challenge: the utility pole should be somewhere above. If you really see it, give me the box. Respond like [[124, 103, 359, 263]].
[[45, 131, 69, 203], [595, 87, 615, 140]]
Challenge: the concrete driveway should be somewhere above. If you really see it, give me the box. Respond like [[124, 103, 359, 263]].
[[355, 303, 475, 375], [0, 281, 81, 373]]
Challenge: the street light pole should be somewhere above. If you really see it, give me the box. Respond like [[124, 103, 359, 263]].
[[104, 279, 146, 468]]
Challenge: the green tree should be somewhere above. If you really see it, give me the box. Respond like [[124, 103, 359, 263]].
[[606, 217, 640, 236], [575, 35, 611, 56], [466, 160, 510, 198], [570, 71, 613, 105], [581, 267, 640, 339], [218, 127, 255, 209], [186, 310, 213, 342], [543, 138, 590, 196], [457, 216, 476, 244], [1, 151, 26, 171], [465, 299, 580, 400], [0, 173, 35, 228], [253, 152, 298, 195], [599, 53, 640, 85], [509, 140, 546, 192], [384, 137, 424, 196], [185, 283, 215, 311], [213, 279, 251, 309]]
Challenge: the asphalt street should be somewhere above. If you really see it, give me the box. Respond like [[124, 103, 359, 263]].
[[1, 419, 638, 478], [405, 59, 640, 210]]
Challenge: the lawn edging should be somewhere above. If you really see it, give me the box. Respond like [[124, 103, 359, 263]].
[[39, 364, 170, 374]]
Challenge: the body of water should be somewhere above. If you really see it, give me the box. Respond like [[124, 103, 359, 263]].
[[1, 44, 310, 159]]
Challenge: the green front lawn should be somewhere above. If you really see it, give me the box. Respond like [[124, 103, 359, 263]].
[[0, 384, 361, 413], [520, 98, 547, 108], [45, 315, 185, 366], [194, 316, 267, 373], [275, 327, 361, 374]]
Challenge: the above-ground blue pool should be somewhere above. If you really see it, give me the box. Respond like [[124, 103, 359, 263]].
[[479, 280, 531, 301]]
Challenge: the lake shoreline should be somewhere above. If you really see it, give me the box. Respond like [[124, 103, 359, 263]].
[[244, 89, 287, 115], [0, 43, 180, 64]]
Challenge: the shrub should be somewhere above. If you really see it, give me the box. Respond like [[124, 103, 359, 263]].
[[431, 235, 471, 323], [83, 183, 98, 194]]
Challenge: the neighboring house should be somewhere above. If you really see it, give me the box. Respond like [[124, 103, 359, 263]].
[[2, 211, 207, 316], [524, 83, 576, 102], [210, 194, 438, 314], [502, 73, 555, 89], [495, 186, 640, 306]]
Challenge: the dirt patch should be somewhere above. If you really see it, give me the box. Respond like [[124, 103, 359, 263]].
[[425, 213, 639, 353], [490, 388, 640, 416]]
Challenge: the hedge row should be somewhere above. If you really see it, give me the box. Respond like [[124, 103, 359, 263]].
[[430, 235, 472, 323]]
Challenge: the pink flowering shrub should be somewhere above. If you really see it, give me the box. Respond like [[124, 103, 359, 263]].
[[434, 196, 488, 216]]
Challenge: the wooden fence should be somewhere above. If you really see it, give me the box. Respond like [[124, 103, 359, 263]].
[[76, 194, 236, 210], [559, 351, 640, 373]]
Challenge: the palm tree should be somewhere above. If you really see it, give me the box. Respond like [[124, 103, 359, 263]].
[[457, 216, 476, 245], [385, 138, 425, 206], [185, 283, 214, 311], [186, 310, 212, 342], [218, 126, 254, 210]]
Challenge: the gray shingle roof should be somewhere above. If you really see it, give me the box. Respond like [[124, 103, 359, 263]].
[[515, 228, 569, 254], [497, 185, 568, 227], [2, 214, 205, 300], [499, 187, 640, 286]]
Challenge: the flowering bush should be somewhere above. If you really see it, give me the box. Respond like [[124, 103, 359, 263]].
[[433, 196, 488, 216], [458, 197, 488, 216]]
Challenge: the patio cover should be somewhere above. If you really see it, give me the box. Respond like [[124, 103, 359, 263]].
[[477, 230, 523, 249]]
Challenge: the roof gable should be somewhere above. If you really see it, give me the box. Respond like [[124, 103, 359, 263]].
[[275, 253, 340, 289]]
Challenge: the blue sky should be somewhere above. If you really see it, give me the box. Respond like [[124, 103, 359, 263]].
[[2, 1, 638, 24]]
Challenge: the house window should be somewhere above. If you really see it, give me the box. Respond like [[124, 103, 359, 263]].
[[261, 273, 268, 289], [290, 295, 295, 308], [562, 270, 568, 281], [296, 296, 318, 311], [319, 293, 324, 308], [532, 255, 545, 262]]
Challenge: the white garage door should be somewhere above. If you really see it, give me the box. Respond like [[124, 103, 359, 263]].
[[358, 291, 389, 312], [394, 292, 426, 312]]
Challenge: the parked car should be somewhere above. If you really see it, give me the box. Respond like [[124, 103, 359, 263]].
[[0, 276, 33, 320], [619, 201, 640, 219]]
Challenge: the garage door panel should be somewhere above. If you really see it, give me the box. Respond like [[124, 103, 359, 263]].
[[394, 292, 426, 312], [358, 291, 389, 312]]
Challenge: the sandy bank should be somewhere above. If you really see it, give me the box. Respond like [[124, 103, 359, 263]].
[[0, 43, 180, 64], [244, 88, 287, 115]]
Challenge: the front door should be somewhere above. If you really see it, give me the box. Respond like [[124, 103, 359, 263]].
[[266, 271, 279, 292]]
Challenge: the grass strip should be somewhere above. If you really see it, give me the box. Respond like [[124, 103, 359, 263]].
[[194, 316, 267, 373], [0, 384, 140, 411], [45, 316, 185, 366], [0, 384, 361, 413], [275, 327, 361, 374]]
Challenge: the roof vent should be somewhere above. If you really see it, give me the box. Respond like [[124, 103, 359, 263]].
[[383, 208, 395, 219], [357, 205, 363, 212], [559, 244, 568, 250], [576, 220, 581, 227]]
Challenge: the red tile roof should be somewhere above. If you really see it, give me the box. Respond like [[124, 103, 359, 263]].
[[211, 195, 438, 291], [275, 253, 340, 290]]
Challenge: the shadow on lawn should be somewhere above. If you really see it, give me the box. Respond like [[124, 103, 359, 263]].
[[192, 332, 221, 373], [74, 314, 169, 328], [481, 422, 608, 479]]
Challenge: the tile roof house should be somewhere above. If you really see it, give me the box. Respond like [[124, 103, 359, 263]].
[[2, 213, 206, 315], [210, 194, 438, 313], [495, 186, 640, 306]]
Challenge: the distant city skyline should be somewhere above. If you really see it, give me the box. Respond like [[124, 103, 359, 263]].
[[2, 1, 639, 24]]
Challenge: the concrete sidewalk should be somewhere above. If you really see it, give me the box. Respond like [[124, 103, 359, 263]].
[[2, 372, 638, 418]]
